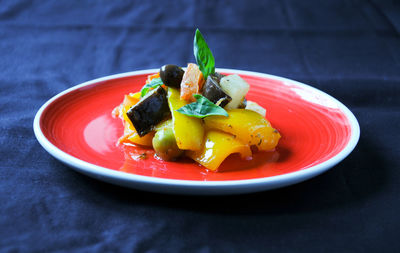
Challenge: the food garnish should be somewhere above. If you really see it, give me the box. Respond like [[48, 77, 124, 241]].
[[140, 77, 164, 97], [176, 94, 228, 118], [193, 28, 215, 79]]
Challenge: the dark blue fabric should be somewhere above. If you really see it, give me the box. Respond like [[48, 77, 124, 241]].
[[1, 0, 399, 252]]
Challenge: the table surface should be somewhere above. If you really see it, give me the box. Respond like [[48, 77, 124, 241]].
[[1, 0, 399, 252]]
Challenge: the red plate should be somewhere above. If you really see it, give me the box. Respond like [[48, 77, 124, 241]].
[[34, 69, 359, 194]]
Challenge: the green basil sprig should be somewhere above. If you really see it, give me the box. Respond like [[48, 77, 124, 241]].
[[176, 94, 228, 118], [140, 77, 164, 97], [194, 28, 215, 79]]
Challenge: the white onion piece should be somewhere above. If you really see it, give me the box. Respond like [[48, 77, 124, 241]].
[[220, 74, 250, 109], [245, 101, 266, 117]]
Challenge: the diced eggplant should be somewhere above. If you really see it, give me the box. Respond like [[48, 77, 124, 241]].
[[126, 86, 170, 137], [202, 73, 232, 108]]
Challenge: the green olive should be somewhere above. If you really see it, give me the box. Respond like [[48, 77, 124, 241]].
[[159, 64, 184, 88], [152, 127, 183, 161]]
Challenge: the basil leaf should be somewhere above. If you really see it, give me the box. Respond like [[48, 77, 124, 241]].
[[140, 77, 163, 97], [176, 94, 228, 118], [193, 28, 215, 79]]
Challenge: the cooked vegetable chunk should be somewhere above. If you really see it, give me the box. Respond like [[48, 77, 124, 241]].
[[154, 118, 173, 132], [126, 86, 170, 137], [180, 63, 205, 102], [187, 130, 251, 171], [168, 88, 204, 151], [153, 123, 183, 161], [202, 73, 232, 107], [204, 109, 280, 151], [160, 64, 184, 88], [121, 122, 154, 146], [220, 74, 250, 109], [113, 92, 141, 118], [245, 101, 266, 117], [116, 92, 154, 146]]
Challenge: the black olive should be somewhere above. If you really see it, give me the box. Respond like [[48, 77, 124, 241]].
[[159, 64, 184, 88]]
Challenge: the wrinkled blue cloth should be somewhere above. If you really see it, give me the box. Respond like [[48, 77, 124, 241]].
[[1, 0, 399, 252]]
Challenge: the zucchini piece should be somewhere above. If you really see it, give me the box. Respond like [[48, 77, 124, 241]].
[[126, 86, 170, 137]]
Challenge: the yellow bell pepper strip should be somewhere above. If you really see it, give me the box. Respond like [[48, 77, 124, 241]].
[[112, 92, 141, 118], [187, 130, 252, 171], [120, 122, 154, 146], [154, 118, 173, 132], [167, 88, 204, 151], [116, 92, 154, 146], [204, 109, 281, 151]]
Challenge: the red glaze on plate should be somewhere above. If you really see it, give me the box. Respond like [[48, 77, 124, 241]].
[[34, 69, 359, 194]]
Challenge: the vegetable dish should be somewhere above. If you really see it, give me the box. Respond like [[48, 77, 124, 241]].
[[113, 29, 280, 171]]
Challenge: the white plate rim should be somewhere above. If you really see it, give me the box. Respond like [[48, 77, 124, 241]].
[[33, 68, 360, 195]]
